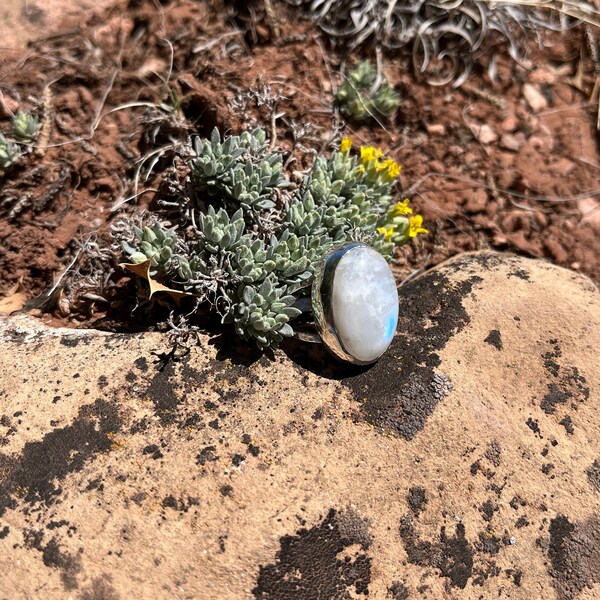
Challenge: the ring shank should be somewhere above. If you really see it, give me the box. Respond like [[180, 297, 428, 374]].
[[292, 330, 322, 344]]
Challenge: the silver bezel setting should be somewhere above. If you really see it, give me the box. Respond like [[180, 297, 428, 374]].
[[311, 242, 394, 366]]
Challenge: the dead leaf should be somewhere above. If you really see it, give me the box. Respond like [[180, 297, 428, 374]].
[[569, 59, 588, 94], [119, 258, 195, 305], [119, 258, 153, 280], [0, 278, 27, 315], [591, 77, 600, 131]]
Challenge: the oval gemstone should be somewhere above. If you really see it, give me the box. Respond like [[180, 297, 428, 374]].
[[331, 245, 399, 363]]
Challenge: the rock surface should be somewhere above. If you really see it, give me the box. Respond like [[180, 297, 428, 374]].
[[0, 251, 598, 599]]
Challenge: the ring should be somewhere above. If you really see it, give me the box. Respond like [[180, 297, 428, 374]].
[[295, 242, 399, 365]]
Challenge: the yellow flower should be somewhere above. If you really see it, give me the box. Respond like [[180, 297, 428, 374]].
[[377, 225, 395, 242], [360, 146, 383, 164], [408, 214, 429, 238], [340, 137, 352, 153], [375, 158, 390, 171], [390, 199, 412, 217], [379, 158, 402, 180]]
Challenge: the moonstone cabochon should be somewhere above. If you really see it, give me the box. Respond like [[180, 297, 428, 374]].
[[330, 245, 399, 363]]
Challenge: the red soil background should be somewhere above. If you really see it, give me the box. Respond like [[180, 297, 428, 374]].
[[0, 0, 599, 327]]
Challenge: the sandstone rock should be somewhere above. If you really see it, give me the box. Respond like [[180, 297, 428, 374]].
[[0, 252, 598, 599]]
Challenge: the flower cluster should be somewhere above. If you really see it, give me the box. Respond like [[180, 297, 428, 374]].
[[344, 138, 428, 247], [356, 145, 401, 182], [335, 60, 400, 124], [121, 129, 428, 349], [377, 200, 429, 245]]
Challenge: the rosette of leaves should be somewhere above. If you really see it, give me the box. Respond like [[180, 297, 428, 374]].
[[0, 133, 20, 171], [121, 223, 182, 276], [336, 60, 400, 123], [230, 236, 277, 283], [0, 111, 41, 175], [226, 275, 302, 350], [12, 111, 41, 144], [284, 189, 328, 237], [191, 129, 268, 182], [197, 206, 245, 253], [190, 128, 289, 212], [270, 231, 330, 293]]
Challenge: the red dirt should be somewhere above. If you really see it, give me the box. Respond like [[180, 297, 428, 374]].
[[0, 0, 599, 328]]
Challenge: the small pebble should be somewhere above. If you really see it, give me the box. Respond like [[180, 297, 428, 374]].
[[523, 83, 548, 112], [500, 133, 521, 152], [551, 158, 574, 177], [429, 160, 445, 173], [473, 123, 498, 144], [426, 123, 446, 135], [501, 115, 518, 132]]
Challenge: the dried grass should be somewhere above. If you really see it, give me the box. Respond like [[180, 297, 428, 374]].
[[284, 0, 600, 86]]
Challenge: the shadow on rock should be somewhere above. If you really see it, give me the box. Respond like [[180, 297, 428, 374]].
[[209, 329, 273, 368], [281, 337, 372, 380]]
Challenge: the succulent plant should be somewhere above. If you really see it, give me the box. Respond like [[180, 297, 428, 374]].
[[302, 145, 397, 246], [191, 128, 265, 188], [230, 236, 276, 283], [121, 222, 182, 276], [197, 206, 245, 253], [336, 60, 400, 123], [190, 128, 289, 212], [226, 275, 302, 350], [0, 133, 21, 170], [12, 111, 41, 144], [284, 189, 328, 237], [119, 128, 428, 350]]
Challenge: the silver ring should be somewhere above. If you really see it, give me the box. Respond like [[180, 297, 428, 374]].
[[297, 242, 399, 366]]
